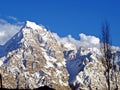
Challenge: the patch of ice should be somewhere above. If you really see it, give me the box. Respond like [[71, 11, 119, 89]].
[[46, 61, 54, 68], [57, 62, 63, 67]]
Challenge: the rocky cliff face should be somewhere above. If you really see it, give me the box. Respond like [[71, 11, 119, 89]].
[[64, 46, 120, 90], [0, 21, 120, 90]]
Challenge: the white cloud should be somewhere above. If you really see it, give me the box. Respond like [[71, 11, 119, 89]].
[[111, 46, 120, 52], [53, 33, 100, 49], [0, 31, 5, 36], [0, 19, 23, 45], [8, 16, 18, 21], [79, 33, 100, 48]]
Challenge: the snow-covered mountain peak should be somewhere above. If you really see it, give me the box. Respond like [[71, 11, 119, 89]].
[[21, 21, 47, 38], [25, 21, 43, 30], [0, 21, 70, 89], [3, 20, 58, 53]]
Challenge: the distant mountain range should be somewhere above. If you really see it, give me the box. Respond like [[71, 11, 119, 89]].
[[0, 21, 120, 90]]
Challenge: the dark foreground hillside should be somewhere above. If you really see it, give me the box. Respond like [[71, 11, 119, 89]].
[[0, 86, 55, 90]]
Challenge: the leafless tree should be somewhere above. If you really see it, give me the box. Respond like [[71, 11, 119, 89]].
[[100, 23, 112, 90]]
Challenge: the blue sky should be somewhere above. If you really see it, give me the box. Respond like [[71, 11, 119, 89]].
[[0, 0, 120, 46]]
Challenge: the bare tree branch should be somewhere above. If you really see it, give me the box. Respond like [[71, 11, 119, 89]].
[[101, 22, 112, 90]]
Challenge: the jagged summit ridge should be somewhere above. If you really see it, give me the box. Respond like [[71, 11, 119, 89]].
[[25, 21, 44, 30], [3, 21, 55, 53], [21, 21, 46, 39]]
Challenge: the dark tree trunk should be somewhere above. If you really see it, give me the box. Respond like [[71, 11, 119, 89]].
[[0, 74, 2, 88]]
